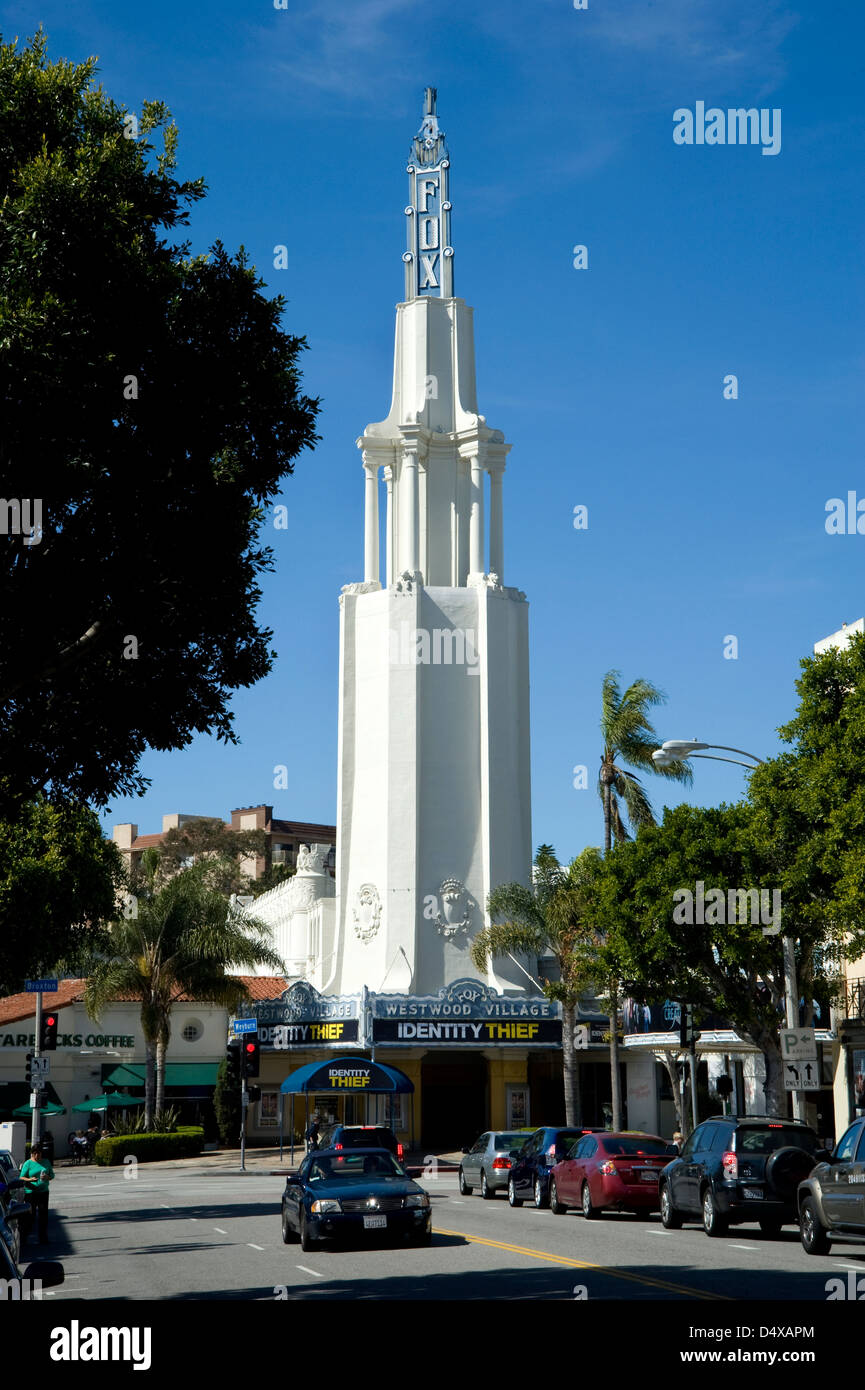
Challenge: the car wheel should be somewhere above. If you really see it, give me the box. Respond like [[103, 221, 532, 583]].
[[533, 1177, 548, 1210], [550, 1178, 568, 1215], [800, 1197, 831, 1255], [660, 1182, 683, 1229], [758, 1217, 784, 1237], [582, 1181, 600, 1220], [281, 1206, 297, 1244], [508, 1176, 523, 1208], [458, 1168, 473, 1196], [702, 1187, 728, 1237], [299, 1213, 315, 1253], [480, 1170, 495, 1200]]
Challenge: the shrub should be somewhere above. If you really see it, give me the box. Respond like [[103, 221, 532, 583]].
[[93, 1131, 204, 1165]]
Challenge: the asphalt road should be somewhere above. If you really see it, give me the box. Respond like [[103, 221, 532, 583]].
[[30, 1164, 865, 1302]]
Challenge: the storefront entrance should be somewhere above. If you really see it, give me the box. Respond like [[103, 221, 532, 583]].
[[421, 1051, 486, 1148]]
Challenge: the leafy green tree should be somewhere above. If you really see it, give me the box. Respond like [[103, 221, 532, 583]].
[[158, 818, 268, 896], [598, 671, 692, 1126], [473, 845, 606, 1126], [84, 867, 284, 1125], [0, 30, 319, 815], [0, 795, 124, 993], [599, 801, 804, 1115], [748, 632, 865, 980]]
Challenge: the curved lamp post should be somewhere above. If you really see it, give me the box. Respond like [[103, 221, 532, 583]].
[[652, 736, 803, 1120]]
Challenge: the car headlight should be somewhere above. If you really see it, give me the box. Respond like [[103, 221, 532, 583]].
[[404, 1193, 430, 1209], [310, 1199, 342, 1214]]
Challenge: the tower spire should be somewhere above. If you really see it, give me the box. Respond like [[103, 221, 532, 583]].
[[404, 86, 453, 299]]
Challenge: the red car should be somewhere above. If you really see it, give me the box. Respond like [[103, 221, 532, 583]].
[[550, 1131, 678, 1218]]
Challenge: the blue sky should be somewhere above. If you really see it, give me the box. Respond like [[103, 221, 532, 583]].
[[4, 0, 863, 860]]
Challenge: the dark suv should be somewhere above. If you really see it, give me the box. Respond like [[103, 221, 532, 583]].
[[659, 1115, 823, 1237], [507, 1126, 600, 1209], [316, 1124, 404, 1160], [797, 1115, 865, 1254]]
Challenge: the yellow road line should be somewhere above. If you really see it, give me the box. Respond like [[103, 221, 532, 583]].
[[434, 1227, 731, 1300]]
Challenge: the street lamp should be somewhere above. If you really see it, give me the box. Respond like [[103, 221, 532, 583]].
[[654, 735, 804, 1121]]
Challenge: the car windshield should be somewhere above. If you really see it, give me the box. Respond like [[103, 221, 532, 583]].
[[307, 1153, 405, 1182], [601, 1137, 675, 1157], [494, 1133, 528, 1149], [736, 1126, 818, 1155]]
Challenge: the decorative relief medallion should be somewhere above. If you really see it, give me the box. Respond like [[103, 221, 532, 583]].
[[353, 883, 382, 943], [432, 878, 475, 941]]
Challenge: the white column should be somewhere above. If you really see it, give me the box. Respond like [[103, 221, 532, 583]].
[[363, 455, 379, 584], [383, 465, 394, 586], [469, 454, 485, 576], [489, 467, 504, 582], [403, 450, 419, 575]]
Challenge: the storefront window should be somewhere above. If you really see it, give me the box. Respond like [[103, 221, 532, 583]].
[[259, 1092, 279, 1128], [853, 1049, 865, 1117]]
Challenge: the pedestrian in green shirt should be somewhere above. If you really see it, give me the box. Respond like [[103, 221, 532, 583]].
[[20, 1142, 55, 1245]]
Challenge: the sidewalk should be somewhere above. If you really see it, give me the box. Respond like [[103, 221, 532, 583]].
[[58, 1145, 464, 1176]]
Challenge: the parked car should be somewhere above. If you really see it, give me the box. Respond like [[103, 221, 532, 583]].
[[316, 1124, 404, 1160], [507, 1126, 601, 1209], [0, 1150, 29, 1261], [459, 1131, 531, 1199], [659, 1114, 823, 1237], [550, 1132, 678, 1218], [798, 1115, 865, 1254], [281, 1147, 431, 1251], [0, 1206, 64, 1295]]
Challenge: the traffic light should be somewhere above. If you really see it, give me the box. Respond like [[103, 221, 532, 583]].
[[40, 1011, 58, 1051], [242, 1033, 260, 1079], [226, 1036, 241, 1063], [679, 1004, 696, 1048], [25, 1053, 36, 1086], [248, 1085, 262, 1103]]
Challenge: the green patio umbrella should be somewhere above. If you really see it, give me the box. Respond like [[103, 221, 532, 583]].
[[12, 1099, 66, 1116], [72, 1092, 143, 1112]]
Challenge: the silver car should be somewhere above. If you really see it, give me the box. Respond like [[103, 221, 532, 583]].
[[459, 1131, 529, 1199]]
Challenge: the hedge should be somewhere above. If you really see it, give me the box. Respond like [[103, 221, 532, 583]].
[[93, 1132, 204, 1165]]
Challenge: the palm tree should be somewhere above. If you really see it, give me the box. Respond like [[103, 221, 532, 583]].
[[598, 670, 692, 1128], [85, 866, 284, 1127], [471, 846, 606, 1125]]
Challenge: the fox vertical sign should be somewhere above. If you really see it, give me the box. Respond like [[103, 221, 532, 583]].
[[404, 88, 454, 299]]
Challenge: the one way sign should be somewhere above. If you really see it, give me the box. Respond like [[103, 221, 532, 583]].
[[784, 1060, 820, 1091]]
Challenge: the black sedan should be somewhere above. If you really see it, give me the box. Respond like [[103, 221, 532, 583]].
[[281, 1148, 432, 1252]]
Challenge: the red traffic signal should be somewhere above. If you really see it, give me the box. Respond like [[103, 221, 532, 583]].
[[241, 1033, 260, 1078], [40, 1012, 58, 1051]]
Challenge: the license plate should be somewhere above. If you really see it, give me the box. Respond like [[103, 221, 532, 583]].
[[742, 1187, 763, 1200], [363, 1215, 387, 1229], [639, 1170, 659, 1183]]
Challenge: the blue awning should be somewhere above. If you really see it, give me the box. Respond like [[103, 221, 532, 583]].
[[279, 1056, 414, 1095]]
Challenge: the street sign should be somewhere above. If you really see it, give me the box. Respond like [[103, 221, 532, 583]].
[[780, 1028, 817, 1062], [573, 1025, 590, 1050], [233, 1018, 258, 1035], [784, 1060, 820, 1091], [241, 1091, 250, 1107], [25, 979, 58, 993], [32, 1057, 49, 1077]]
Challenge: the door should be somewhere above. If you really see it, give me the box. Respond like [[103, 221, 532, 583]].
[[676, 1124, 711, 1211], [560, 1136, 594, 1204], [852, 1124, 865, 1228], [823, 1122, 864, 1227], [465, 1134, 489, 1182], [514, 1131, 542, 1196], [284, 1156, 310, 1231]]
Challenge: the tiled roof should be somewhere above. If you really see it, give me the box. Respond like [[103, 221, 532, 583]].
[[0, 976, 290, 1023]]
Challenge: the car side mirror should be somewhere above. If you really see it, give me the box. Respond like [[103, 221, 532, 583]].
[[461, 1146, 470, 1155], [23, 1260, 64, 1290], [815, 1148, 833, 1162]]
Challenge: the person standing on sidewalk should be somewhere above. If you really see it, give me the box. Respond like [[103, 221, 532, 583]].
[[20, 1141, 55, 1245]]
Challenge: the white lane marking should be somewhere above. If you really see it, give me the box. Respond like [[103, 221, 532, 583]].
[[161, 1204, 173, 1210], [648, 1228, 672, 1234], [834, 1261, 864, 1269], [213, 1227, 228, 1234], [452, 1200, 465, 1205], [731, 1244, 759, 1251], [296, 1265, 323, 1277], [248, 1243, 265, 1251]]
